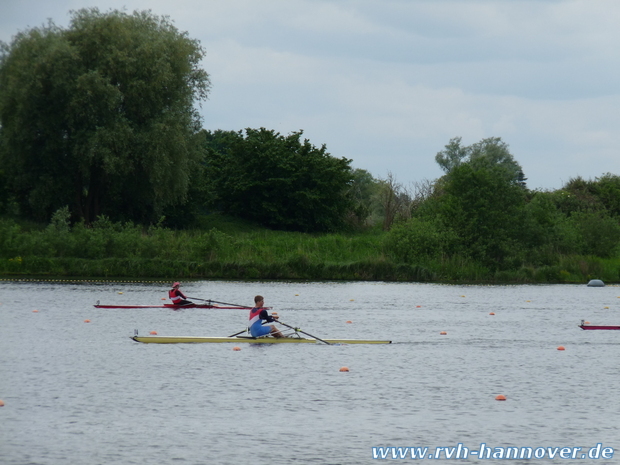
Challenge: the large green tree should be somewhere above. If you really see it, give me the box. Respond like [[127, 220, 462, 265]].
[[385, 162, 529, 267], [203, 128, 354, 232], [436, 136, 526, 185], [0, 8, 210, 223], [438, 163, 527, 264], [388, 139, 529, 267]]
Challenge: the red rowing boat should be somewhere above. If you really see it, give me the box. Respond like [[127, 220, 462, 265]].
[[94, 303, 251, 309], [579, 321, 620, 330]]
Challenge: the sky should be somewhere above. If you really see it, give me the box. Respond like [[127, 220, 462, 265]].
[[1, 0, 619, 191]]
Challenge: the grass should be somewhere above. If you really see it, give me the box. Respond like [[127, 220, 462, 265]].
[[0, 213, 618, 283]]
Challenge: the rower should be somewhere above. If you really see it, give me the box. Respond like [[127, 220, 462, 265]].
[[249, 295, 284, 338], [169, 282, 193, 306]]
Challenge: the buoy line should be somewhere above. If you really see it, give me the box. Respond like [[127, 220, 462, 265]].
[[0, 278, 171, 284]]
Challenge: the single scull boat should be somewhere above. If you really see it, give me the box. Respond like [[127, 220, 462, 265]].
[[95, 303, 251, 309], [579, 321, 620, 330], [131, 335, 392, 344]]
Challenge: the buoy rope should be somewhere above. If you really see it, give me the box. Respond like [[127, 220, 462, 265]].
[[0, 278, 172, 284]]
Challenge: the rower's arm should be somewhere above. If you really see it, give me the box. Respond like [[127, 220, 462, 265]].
[[259, 308, 275, 322]]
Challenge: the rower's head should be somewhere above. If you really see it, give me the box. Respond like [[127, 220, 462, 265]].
[[173, 282, 181, 288], [254, 295, 264, 306]]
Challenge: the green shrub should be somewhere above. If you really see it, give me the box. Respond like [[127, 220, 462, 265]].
[[385, 218, 459, 263]]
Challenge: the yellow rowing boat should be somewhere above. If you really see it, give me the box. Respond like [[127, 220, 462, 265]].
[[131, 335, 391, 344]]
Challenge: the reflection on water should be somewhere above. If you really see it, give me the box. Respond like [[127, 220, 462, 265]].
[[1, 280, 619, 464]]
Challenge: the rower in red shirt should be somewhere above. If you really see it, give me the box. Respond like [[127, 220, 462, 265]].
[[168, 282, 193, 306]]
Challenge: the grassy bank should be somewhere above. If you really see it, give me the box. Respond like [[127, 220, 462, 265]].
[[0, 215, 618, 283]]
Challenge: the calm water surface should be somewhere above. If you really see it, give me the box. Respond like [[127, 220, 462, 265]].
[[1, 280, 619, 464]]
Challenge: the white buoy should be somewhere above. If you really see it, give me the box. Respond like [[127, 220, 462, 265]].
[[587, 279, 605, 287]]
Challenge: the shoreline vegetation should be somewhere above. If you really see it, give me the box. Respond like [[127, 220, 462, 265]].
[[1, 214, 617, 284], [2, 10, 619, 286]]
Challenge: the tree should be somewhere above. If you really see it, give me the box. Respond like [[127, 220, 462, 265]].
[[436, 163, 527, 265], [568, 211, 620, 258], [468, 137, 523, 183], [376, 172, 411, 231], [0, 167, 8, 214], [435, 137, 469, 174], [345, 168, 379, 228], [431, 136, 528, 264], [593, 173, 620, 217], [556, 174, 620, 218], [553, 177, 604, 216], [436, 136, 525, 185], [0, 8, 210, 223], [203, 128, 354, 232]]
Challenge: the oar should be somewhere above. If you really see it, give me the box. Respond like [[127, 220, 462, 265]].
[[228, 328, 249, 337], [187, 297, 251, 308], [276, 320, 332, 345]]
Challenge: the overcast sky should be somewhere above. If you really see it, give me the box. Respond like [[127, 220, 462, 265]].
[[1, 0, 618, 190]]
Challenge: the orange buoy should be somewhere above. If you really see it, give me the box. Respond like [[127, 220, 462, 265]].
[[32, 310, 39, 313], [585, 321, 590, 324], [495, 395, 507, 401], [416, 305, 421, 308], [149, 331, 158, 335], [440, 331, 447, 335], [350, 299, 354, 301], [339, 367, 349, 372], [346, 320, 353, 324], [557, 346, 565, 351], [0, 399, 4, 407], [161, 298, 166, 300], [233, 346, 241, 351], [84, 319, 91, 323], [489, 312, 495, 315]]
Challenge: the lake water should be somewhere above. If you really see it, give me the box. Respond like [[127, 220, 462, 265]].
[[1, 280, 619, 464]]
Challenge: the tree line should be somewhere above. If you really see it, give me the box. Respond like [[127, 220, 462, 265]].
[[0, 8, 357, 232], [385, 137, 620, 272], [1, 8, 619, 279]]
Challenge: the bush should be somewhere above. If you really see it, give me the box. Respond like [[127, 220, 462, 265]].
[[385, 218, 459, 263], [568, 212, 620, 258]]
